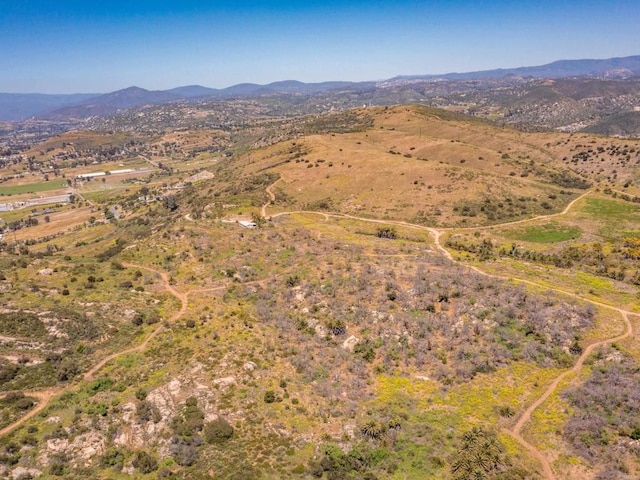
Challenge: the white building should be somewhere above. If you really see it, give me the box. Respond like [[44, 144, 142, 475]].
[[238, 220, 257, 228]]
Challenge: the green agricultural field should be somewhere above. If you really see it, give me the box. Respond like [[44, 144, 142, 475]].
[[0, 180, 68, 196], [503, 222, 581, 243]]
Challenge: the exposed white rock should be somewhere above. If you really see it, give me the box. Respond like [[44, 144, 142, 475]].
[[41, 431, 105, 468], [45, 438, 69, 456], [11, 466, 42, 479], [73, 432, 106, 465], [213, 376, 236, 388], [314, 324, 328, 338], [120, 402, 136, 423], [342, 422, 357, 439], [342, 335, 359, 351], [167, 378, 182, 395]]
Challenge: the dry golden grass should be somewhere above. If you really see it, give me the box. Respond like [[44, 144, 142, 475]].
[[11, 206, 96, 241], [234, 109, 613, 228]]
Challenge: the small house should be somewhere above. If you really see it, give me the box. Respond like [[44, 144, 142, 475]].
[[238, 220, 257, 229]]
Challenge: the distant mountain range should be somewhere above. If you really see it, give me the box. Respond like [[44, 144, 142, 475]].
[[393, 55, 640, 81], [1, 55, 638, 121], [0, 93, 98, 122], [0, 81, 363, 121]]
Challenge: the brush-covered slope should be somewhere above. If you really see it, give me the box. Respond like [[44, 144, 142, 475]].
[[2, 104, 639, 480]]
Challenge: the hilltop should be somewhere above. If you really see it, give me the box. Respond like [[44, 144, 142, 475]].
[[217, 105, 613, 227]]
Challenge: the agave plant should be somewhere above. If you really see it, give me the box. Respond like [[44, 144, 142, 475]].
[[360, 420, 384, 439]]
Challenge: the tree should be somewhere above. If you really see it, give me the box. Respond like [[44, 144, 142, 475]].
[[132, 450, 158, 474], [163, 195, 178, 211], [360, 420, 384, 439], [251, 211, 266, 227], [170, 440, 199, 467], [326, 318, 346, 336], [171, 397, 204, 437], [204, 418, 234, 444], [376, 227, 397, 239], [264, 390, 276, 403], [101, 448, 125, 470], [451, 427, 505, 480]]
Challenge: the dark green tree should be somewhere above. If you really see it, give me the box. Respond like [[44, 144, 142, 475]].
[[451, 427, 505, 480], [132, 450, 158, 474], [204, 418, 234, 444]]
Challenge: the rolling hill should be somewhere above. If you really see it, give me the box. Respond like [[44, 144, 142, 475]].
[[1, 102, 640, 479]]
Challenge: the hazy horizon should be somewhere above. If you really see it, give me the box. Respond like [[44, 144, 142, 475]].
[[1, 0, 639, 94]]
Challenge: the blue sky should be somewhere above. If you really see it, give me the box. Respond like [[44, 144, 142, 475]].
[[1, 0, 638, 93]]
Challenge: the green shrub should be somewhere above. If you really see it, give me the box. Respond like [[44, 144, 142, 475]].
[[376, 227, 397, 239], [204, 418, 234, 444], [132, 450, 158, 474], [101, 448, 125, 469]]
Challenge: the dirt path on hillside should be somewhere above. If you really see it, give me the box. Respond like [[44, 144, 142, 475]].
[[0, 184, 628, 475], [0, 254, 288, 439], [504, 310, 633, 480], [83, 263, 188, 381], [261, 178, 280, 218], [0, 388, 60, 437], [443, 189, 592, 233], [0, 263, 189, 437], [262, 180, 636, 480]]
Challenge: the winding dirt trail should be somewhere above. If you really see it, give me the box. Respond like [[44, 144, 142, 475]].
[[0, 388, 60, 437], [0, 263, 189, 437], [504, 309, 633, 480], [0, 254, 282, 439], [83, 263, 188, 382], [261, 178, 280, 218], [262, 181, 636, 480], [0, 182, 631, 477], [442, 189, 592, 233]]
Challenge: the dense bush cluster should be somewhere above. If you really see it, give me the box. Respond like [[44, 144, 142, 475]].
[[564, 347, 640, 477], [241, 236, 596, 407], [447, 236, 638, 286]]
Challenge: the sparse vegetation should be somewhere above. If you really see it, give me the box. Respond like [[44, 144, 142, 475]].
[[0, 103, 638, 480]]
